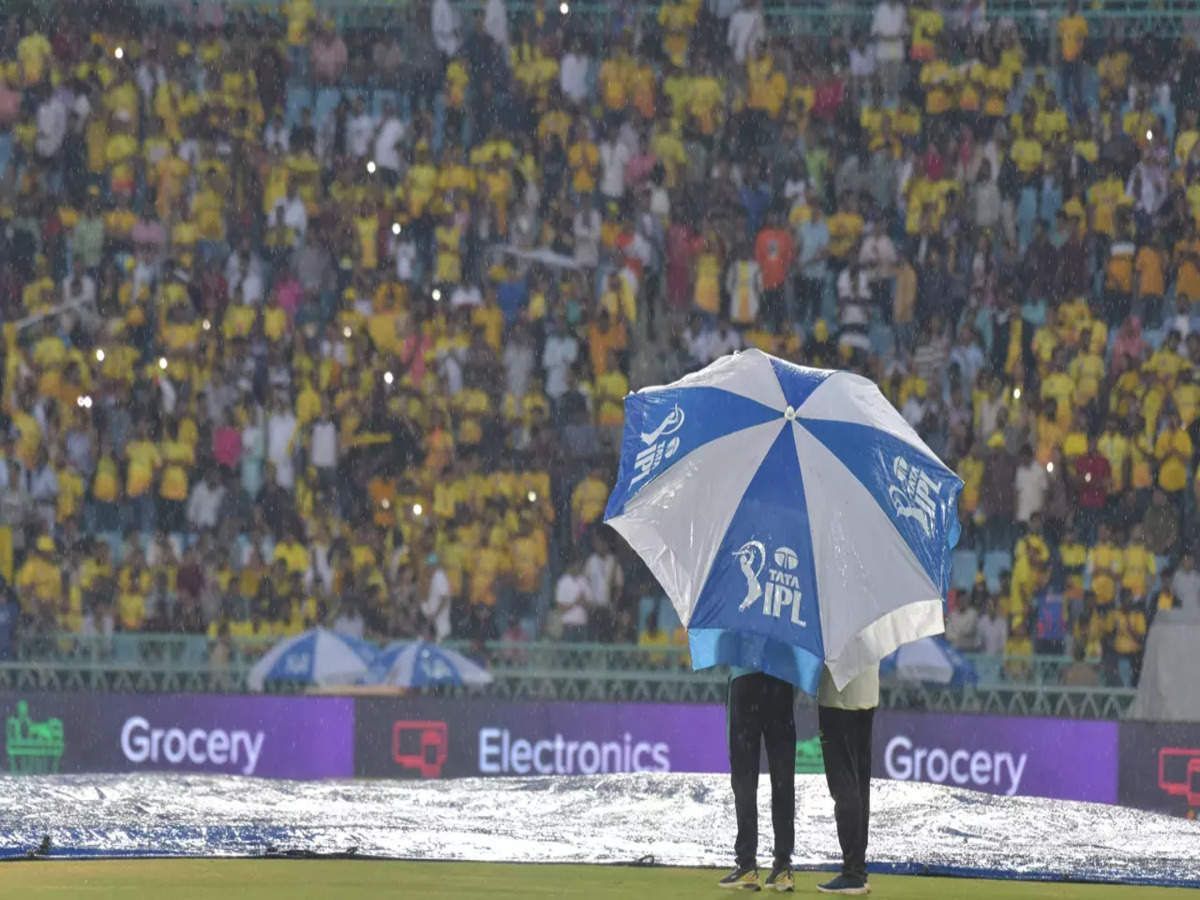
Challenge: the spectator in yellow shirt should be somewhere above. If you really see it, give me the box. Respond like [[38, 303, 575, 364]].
[[1133, 232, 1167, 328], [1175, 224, 1200, 306], [827, 194, 865, 263], [15, 535, 59, 621], [1057, 0, 1087, 114], [571, 468, 608, 540], [1110, 591, 1147, 686], [159, 421, 195, 534], [1009, 130, 1043, 177], [125, 422, 162, 534], [1154, 413, 1192, 499], [638, 612, 671, 668], [16, 24, 52, 87], [1120, 525, 1157, 597], [568, 124, 600, 197], [1103, 216, 1136, 326], [1034, 92, 1069, 146]]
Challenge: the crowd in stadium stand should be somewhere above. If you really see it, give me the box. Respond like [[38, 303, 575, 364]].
[[0, 0, 1198, 688]]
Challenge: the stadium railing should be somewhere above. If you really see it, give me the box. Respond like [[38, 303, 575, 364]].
[[2, 632, 1136, 718]]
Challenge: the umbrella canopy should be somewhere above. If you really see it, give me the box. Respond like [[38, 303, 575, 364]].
[[247, 628, 379, 692], [880, 635, 978, 686], [604, 350, 963, 694], [369, 641, 494, 688]]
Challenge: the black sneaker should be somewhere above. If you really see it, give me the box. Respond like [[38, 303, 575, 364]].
[[816, 874, 870, 894], [718, 865, 761, 890], [764, 864, 794, 892]]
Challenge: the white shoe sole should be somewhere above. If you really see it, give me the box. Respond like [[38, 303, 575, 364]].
[[816, 885, 869, 895]]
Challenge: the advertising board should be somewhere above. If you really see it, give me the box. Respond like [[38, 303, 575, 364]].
[[870, 711, 1119, 803], [354, 697, 728, 778], [1, 692, 354, 779], [1118, 721, 1200, 818]]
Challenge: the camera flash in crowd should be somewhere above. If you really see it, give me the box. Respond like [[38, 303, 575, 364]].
[[202, 318, 211, 331], [559, 2, 569, 13], [1012, 387, 1021, 400], [114, 47, 124, 59], [383, 371, 394, 385], [1084, 472, 1093, 483], [95, 348, 105, 362], [366, 160, 377, 174], [1146, 130, 1153, 142], [1046, 462, 1054, 473], [343, 326, 352, 338], [381, 499, 391, 511], [391, 222, 401, 236], [76, 395, 92, 409], [412, 503, 423, 517], [432, 288, 442, 301], [158, 357, 168, 370], [527, 491, 537, 503]]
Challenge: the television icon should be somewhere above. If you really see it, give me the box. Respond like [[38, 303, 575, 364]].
[[392, 721, 449, 778], [1157, 747, 1200, 810]]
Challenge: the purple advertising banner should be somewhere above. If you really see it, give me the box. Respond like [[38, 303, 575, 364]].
[[3, 689, 1129, 803], [2, 692, 354, 780], [355, 699, 1121, 805], [354, 697, 728, 778], [871, 711, 1120, 804], [1118, 721, 1200, 817]]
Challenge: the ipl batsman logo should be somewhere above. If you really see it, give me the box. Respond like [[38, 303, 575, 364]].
[[887, 456, 940, 539], [734, 540, 806, 626], [630, 404, 685, 487]]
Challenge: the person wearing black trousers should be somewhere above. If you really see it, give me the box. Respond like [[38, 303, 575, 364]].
[[718, 669, 796, 892], [816, 663, 879, 896]]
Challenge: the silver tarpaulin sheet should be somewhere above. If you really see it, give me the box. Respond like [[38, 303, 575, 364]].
[[1, 773, 1198, 886]]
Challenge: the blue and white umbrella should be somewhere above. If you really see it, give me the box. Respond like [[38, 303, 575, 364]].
[[247, 628, 379, 691], [369, 641, 494, 688], [604, 350, 963, 695], [881, 635, 977, 686]]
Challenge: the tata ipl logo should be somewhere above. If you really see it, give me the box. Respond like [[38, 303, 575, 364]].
[[734, 540, 807, 626], [393, 720, 449, 778], [5, 700, 64, 774], [888, 456, 940, 539], [1158, 747, 1200, 818], [630, 404, 684, 486]]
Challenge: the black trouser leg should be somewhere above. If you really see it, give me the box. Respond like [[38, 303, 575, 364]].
[[763, 678, 796, 866], [729, 673, 796, 869], [729, 674, 762, 868], [818, 705, 875, 880]]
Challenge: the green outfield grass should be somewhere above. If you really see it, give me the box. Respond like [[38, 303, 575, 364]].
[[1, 860, 1192, 898]]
